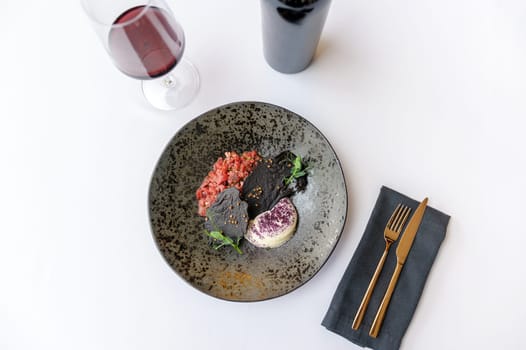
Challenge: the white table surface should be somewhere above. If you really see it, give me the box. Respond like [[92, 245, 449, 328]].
[[2, 0, 526, 349]]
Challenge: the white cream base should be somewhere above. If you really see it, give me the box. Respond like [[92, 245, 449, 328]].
[[245, 199, 298, 248]]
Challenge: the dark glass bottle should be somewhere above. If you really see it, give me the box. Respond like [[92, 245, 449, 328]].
[[260, 0, 332, 73]]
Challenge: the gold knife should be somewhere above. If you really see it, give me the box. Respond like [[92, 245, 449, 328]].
[[369, 197, 428, 338]]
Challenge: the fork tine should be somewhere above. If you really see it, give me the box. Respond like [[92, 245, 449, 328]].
[[392, 206, 405, 231], [387, 204, 402, 228], [394, 206, 411, 232], [390, 205, 405, 231]]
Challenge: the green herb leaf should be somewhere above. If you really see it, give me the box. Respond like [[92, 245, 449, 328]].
[[284, 155, 308, 185], [208, 230, 224, 240], [204, 229, 243, 254], [294, 170, 307, 177]]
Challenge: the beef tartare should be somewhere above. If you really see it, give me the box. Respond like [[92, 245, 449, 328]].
[[196, 150, 261, 216]]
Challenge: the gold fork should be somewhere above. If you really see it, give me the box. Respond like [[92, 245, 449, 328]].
[[351, 203, 411, 330]]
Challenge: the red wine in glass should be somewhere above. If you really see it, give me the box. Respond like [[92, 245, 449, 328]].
[[82, 0, 199, 110], [108, 5, 185, 79]]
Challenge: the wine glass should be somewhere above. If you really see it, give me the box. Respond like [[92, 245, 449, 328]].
[[81, 0, 200, 110]]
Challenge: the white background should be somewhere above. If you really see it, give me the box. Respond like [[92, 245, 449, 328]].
[[2, 0, 526, 349]]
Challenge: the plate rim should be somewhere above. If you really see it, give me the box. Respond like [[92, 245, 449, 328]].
[[147, 100, 349, 302]]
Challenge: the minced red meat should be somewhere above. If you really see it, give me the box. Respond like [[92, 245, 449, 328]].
[[196, 150, 261, 216]]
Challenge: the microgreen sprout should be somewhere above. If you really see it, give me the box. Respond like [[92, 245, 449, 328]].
[[284, 155, 308, 185], [204, 229, 243, 254]]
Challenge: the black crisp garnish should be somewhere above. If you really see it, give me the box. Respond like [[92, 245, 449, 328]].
[[241, 151, 308, 219]]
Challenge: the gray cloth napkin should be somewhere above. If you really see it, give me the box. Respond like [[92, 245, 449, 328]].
[[322, 186, 450, 350]]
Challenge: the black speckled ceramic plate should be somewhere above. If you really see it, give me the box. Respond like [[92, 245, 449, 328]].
[[148, 101, 347, 301]]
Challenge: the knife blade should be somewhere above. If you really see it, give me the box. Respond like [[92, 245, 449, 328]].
[[395, 197, 428, 265], [369, 197, 428, 338]]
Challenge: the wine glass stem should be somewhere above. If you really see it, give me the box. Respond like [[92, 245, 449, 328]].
[[163, 74, 177, 88]]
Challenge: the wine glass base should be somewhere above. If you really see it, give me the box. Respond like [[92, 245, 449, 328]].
[[141, 59, 200, 111]]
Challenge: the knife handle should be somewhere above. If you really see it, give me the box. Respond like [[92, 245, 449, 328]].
[[369, 261, 403, 338], [352, 241, 392, 330]]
